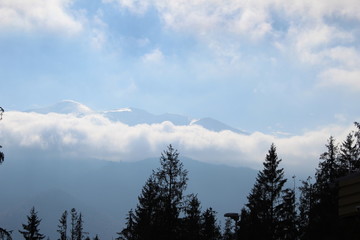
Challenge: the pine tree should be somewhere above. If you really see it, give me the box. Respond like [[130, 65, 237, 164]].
[[222, 218, 234, 240], [155, 144, 188, 240], [354, 122, 360, 170], [70, 209, 77, 240], [0, 228, 12, 240], [237, 208, 251, 240], [57, 211, 67, 240], [200, 208, 221, 240], [19, 207, 45, 240], [132, 175, 161, 240], [339, 133, 358, 173], [277, 188, 298, 239], [116, 209, 135, 240], [244, 144, 287, 240], [312, 136, 341, 239], [316, 136, 340, 186], [182, 194, 202, 240], [75, 213, 84, 240], [298, 177, 315, 239]]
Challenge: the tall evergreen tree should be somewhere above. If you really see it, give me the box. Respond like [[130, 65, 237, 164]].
[[312, 136, 341, 240], [237, 208, 251, 240], [19, 207, 45, 240], [316, 136, 340, 186], [244, 144, 287, 240], [200, 208, 221, 240], [57, 211, 68, 240], [155, 144, 188, 240], [298, 177, 315, 239], [182, 194, 202, 240], [132, 175, 160, 240], [277, 188, 298, 240], [339, 133, 359, 173], [70, 209, 77, 240], [75, 213, 84, 240], [116, 209, 135, 240]]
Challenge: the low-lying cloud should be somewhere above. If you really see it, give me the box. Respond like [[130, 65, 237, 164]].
[[0, 111, 356, 175]]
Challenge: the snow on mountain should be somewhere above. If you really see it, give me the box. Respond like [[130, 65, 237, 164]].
[[191, 117, 247, 134], [27, 100, 93, 116], [103, 108, 191, 126], [26, 101, 246, 134]]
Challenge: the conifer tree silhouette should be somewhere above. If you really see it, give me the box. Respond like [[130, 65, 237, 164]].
[[19, 207, 45, 240]]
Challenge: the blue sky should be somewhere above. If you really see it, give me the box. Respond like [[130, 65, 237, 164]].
[[1, 0, 360, 134], [0, 0, 360, 173]]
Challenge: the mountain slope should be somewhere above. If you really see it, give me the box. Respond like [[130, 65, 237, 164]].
[[0, 155, 257, 239]]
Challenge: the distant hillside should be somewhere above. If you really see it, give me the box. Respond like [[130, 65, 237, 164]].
[[0, 153, 256, 240]]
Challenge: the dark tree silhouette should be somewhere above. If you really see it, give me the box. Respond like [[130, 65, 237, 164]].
[[200, 208, 221, 240], [339, 133, 358, 173], [242, 144, 287, 240], [19, 207, 45, 240], [277, 188, 298, 239], [182, 194, 202, 240], [75, 213, 84, 240], [70, 209, 78, 240], [132, 175, 161, 240], [116, 209, 135, 240], [316, 136, 340, 186], [124, 145, 189, 240], [0, 228, 12, 240], [298, 177, 315, 238], [155, 144, 188, 240], [222, 218, 234, 240], [57, 211, 68, 240]]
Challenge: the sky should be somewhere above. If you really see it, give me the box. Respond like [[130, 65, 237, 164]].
[[0, 0, 360, 174]]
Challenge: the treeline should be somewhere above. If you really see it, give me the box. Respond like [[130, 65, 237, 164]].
[[238, 122, 360, 240]]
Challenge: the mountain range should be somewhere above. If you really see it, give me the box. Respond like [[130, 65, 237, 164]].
[[27, 100, 247, 134]]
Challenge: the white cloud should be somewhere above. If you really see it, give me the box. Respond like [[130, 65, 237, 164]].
[[141, 48, 164, 63], [0, 111, 356, 175], [318, 68, 360, 90], [102, 0, 360, 90], [0, 0, 83, 34], [102, 0, 149, 15]]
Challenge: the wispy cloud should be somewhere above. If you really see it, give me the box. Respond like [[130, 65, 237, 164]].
[[0, 0, 83, 35], [0, 111, 355, 174], [141, 48, 164, 63], [102, 0, 360, 91]]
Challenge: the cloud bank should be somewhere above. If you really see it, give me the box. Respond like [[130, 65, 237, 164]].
[[0, 111, 355, 174]]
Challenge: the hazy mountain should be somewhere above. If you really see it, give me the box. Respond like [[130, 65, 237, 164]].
[[26, 100, 246, 134], [191, 117, 247, 134], [0, 153, 257, 240], [103, 107, 191, 126], [27, 100, 94, 116]]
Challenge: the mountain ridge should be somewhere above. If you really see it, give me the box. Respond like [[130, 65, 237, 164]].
[[26, 100, 248, 134]]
